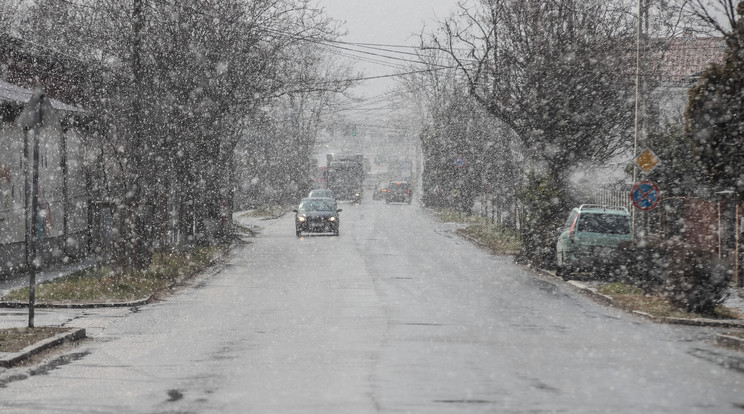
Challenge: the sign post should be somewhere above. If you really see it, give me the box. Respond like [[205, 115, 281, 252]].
[[631, 180, 661, 211], [16, 87, 56, 328], [631, 148, 662, 241], [634, 148, 661, 175]]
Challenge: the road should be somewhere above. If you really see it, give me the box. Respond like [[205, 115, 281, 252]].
[[1, 196, 744, 413]]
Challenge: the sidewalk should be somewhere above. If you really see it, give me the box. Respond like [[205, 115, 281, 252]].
[[0, 213, 273, 368]]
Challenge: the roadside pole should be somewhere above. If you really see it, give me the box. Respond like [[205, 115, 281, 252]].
[[17, 88, 55, 328]]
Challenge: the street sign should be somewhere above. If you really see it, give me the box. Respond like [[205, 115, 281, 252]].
[[634, 148, 660, 174], [631, 180, 661, 211], [454, 156, 465, 168], [16, 87, 57, 129]]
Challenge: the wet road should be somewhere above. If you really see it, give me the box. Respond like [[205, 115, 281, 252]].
[[2, 197, 744, 413]]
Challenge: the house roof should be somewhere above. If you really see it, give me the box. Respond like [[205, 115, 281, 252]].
[[0, 79, 86, 113], [653, 36, 726, 83]]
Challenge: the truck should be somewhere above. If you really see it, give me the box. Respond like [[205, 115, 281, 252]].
[[398, 159, 413, 180], [325, 154, 365, 203]]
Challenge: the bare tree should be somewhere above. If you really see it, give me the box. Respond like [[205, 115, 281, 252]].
[[421, 0, 639, 265], [18, 0, 352, 268], [680, 0, 741, 36], [399, 50, 522, 219]]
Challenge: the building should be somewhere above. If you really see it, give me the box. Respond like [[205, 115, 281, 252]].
[[0, 79, 90, 274], [650, 34, 726, 123]]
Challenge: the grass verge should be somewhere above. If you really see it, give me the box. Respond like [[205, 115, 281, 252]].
[[2, 246, 224, 304], [458, 225, 521, 255], [599, 282, 741, 320], [431, 208, 521, 255], [431, 208, 487, 224], [0, 327, 72, 353], [243, 205, 289, 219]]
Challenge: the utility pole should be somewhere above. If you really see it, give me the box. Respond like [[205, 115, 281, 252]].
[[127, 0, 147, 270], [632, 0, 648, 242]]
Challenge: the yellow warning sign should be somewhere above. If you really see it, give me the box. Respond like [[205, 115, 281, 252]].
[[634, 148, 660, 174]]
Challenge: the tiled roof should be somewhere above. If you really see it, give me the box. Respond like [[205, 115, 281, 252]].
[[653, 36, 726, 83]]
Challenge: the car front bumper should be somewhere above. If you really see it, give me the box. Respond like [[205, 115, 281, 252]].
[[296, 219, 339, 233]]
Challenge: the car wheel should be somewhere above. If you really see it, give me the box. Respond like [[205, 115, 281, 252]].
[[296, 229, 302, 237]]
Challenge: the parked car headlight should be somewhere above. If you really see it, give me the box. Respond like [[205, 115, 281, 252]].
[[298, 216, 306, 222], [329, 216, 336, 222]]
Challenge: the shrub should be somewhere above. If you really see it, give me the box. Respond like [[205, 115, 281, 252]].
[[613, 237, 731, 316], [663, 248, 730, 316], [615, 240, 667, 292]]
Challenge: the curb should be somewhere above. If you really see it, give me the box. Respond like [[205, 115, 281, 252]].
[[0, 295, 153, 309], [543, 269, 744, 329], [0, 328, 86, 368], [716, 333, 744, 350]]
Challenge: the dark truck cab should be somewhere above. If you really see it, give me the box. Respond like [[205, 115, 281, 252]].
[[325, 154, 365, 203]]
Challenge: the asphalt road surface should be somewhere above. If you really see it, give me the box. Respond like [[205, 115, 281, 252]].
[[2, 196, 744, 413]]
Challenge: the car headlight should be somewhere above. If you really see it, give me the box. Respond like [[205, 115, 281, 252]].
[[355, 193, 360, 197], [329, 216, 336, 222], [298, 216, 306, 222]]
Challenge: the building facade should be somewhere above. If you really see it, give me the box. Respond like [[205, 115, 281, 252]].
[[0, 80, 89, 274]]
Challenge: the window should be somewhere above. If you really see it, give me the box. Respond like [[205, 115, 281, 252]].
[[577, 213, 631, 234]]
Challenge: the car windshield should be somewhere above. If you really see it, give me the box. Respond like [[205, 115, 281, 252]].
[[299, 199, 336, 212], [309, 189, 333, 198], [577, 213, 631, 234]]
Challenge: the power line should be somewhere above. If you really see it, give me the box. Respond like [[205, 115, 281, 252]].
[[262, 27, 453, 68], [324, 47, 407, 70]]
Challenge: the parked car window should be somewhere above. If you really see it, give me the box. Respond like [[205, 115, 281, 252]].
[[577, 213, 631, 234]]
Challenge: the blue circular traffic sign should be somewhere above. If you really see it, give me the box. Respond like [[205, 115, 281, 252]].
[[631, 181, 661, 211], [454, 156, 465, 168]]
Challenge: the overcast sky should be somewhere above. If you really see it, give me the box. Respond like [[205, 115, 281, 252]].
[[318, 0, 460, 98]]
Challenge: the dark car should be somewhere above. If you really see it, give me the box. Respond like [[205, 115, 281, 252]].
[[385, 181, 412, 204], [293, 197, 342, 236], [372, 182, 388, 200]]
